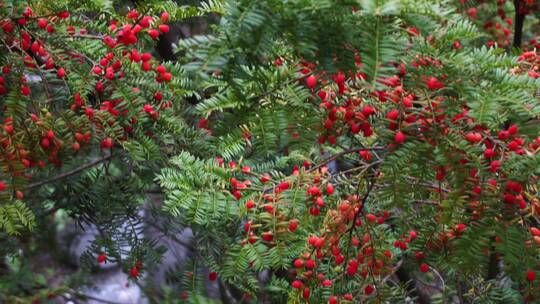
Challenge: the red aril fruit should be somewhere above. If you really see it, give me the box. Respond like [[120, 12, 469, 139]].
[[420, 263, 429, 273], [72, 142, 80, 152], [302, 288, 310, 299], [364, 284, 374, 295], [97, 254, 106, 263], [305, 75, 316, 89], [158, 24, 170, 33], [465, 132, 482, 143], [161, 12, 169, 23], [394, 131, 405, 144], [57, 68, 66, 78], [37, 18, 48, 29], [130, 267, 139, 278], [526, 270, 536, 282], [148, 29, 159, 39], [291, 280, 303, 289], [245, 200, 255, 209], [101, 137, 114, 149], [288, 219, 299, 232]]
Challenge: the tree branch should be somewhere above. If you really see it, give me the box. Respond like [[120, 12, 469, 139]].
[[309, 146, 385, 172], [513, 0, 526, 48], [26, 154, 112, 190]]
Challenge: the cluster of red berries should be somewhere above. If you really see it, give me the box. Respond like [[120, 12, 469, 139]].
[[0, 5, 178, 199], [460, 0, 540, 49]]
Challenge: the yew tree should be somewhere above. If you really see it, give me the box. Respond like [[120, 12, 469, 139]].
[[1, 0, 540, 303]]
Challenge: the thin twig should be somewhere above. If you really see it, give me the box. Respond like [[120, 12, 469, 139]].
[[26, 154, 112, 190], [381, 258, 404, 284], [144, 220, 193, 250], [309, 146, 385, 172]]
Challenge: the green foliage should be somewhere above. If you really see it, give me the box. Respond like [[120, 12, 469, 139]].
[[0, 201, 35, 235], [1, 0, 540, 303]]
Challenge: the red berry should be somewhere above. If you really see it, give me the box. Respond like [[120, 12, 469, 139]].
[[419, 263, 429, 273], [508, 124, 518, 135], [161, 72, 172, 82], [97, 254, 106, 263], [57, 11, 70, 19], [294, 259, 304, 268], [483, 148, 496, 159], [347, 260, 358, 276], [527, 270, 536, 282], [291, 280, 303, 289], [288, 219, 299, 232], [4, 125, 13, 134], [161, 12, 169, 23], [364, 284, 375, 295], [71, 142, 80, 152], [0, 182, 6, 191], [262, 231, 273, 241], [490, 160, 500, 172], [21, 159, 29, 168], [37, 18, 48, 29], [101, 137, 114, 149], [245, 200, 255, 209], [467, 7, 477, 18], [305, 75, 317, 89], [130, 267, 139, 278], [455, 223, 467, 233], [302, 287, 310, 299], [57, 68, 66, 78], [158, 24, 170, 33], [31, 41, 40, 53], [278, 181, 290, 191], [23, 7, 33, 18], [156, 65, 167, 74], [465, 132, 482, 143], [426, 76, 444, 90], [92, 66, 102, 74], [85, 107, 94, 118], [328, 296, 338, 304], [322, 279, 332, 287], [209, 271, 217, 281], [362, 105, 375, 116], [386, 109, 399, 120], [307, 186, 321, 196], [394, 131, 406, 144], [21, 86, 31, 96], [359, 150, 371, 161], [141, 53, 152, 62], [148, 29, 159, 39], [260, 173, 271, 183], [41, 138, 51, 150], [326, 183, 334, 195]]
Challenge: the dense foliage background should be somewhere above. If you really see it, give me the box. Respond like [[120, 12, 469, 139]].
[[0, 0, 539, 303]]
